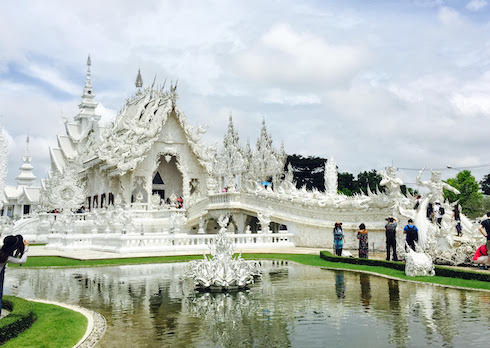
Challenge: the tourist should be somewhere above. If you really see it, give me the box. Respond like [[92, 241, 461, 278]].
[[426, 202, 433, 222], [452, 205, 462, 237], [479, 212, 490, 252], [413, 194, 421, 210], [472, 244, 488, 270], [333, 222, 344, 256], [0, 235, 29, 316], [403, 219, 419, 252], [433, 201, 444, 227], [357, 223, 368, 258], [385, 217, 398, 261]]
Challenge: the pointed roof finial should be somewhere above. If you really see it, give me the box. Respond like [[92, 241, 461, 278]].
[[76, 55, 99, 122], [16, 135, 36, 186], [135, 69, 143, 88], [229, 111, 233, 122]]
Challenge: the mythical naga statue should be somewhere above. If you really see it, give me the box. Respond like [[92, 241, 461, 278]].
[[416, 169, 460, 203]]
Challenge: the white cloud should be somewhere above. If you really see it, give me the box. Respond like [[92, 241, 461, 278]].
[[22, 64, 80, 95], [466, 0, 488, 11], [237, 23, 368, 89], [438, 7, 463, 26], [260, 89, 321, 106]]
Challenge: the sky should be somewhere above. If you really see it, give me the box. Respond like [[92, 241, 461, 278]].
[[0, 0, 489, 188]]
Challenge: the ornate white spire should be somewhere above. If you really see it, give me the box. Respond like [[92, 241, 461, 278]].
[[213, 112, 246, 189], [76, 55, 100, 121], [324, 157, 338, 195], [16, 136, 36, 187], [251, 119, 284, 182], [135, 69, 143, 88]]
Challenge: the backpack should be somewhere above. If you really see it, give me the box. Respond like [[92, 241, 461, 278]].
[[406, 225, 417, 240], [439, 206, 445, 215]]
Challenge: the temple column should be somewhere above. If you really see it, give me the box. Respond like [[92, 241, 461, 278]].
[[232, 213, 247, 234]]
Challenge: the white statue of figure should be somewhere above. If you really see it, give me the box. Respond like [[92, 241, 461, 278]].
[[198, 217, 205, 234], [257, 211, 271, 234], [416, 169, 460, 203], [380, 166, 403, 197], [217, 215, 230, 234], [324, 157, 338, 196], [245, 225, 252, 234]]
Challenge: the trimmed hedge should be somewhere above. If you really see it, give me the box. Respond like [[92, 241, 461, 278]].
[[320, 251, 490, 282], [0, 296, 36, 344]]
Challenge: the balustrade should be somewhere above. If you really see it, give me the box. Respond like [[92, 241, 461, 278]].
[[46, 231, 294, 253]]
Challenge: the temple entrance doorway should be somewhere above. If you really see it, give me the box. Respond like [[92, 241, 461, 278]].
[[154, 155, 183, 201], [152, 172, 165, 202]]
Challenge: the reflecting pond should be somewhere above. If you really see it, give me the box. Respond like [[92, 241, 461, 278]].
[[4, 261, 489, 348]]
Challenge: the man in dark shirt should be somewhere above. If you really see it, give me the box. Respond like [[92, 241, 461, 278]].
[[385, 217, 398, 261], [479, 212, 490, 251]]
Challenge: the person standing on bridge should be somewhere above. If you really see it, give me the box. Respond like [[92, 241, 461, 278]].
[[333, 222, 344, 256]]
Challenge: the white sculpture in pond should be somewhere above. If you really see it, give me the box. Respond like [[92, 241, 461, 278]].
[[184, 215, 261, 291]]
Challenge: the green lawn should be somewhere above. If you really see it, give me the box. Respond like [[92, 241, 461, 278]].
[[3, 300, 87, 348], [9, 253, 490, 291]]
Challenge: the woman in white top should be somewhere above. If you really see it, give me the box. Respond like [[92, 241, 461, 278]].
[[0, 235, 29, 316]]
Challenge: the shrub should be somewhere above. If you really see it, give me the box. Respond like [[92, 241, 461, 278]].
[[319, 251, 490, 282], [0, 296, 36, 344]]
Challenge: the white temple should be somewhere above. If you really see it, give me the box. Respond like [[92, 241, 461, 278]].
[[1, 136, 40, 218], [2, 57, 485, 265]]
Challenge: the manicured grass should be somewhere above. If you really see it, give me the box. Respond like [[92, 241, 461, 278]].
[[2, 299, 87, 348], [8, 254, 490, 291], [8, 255, 204, 268]]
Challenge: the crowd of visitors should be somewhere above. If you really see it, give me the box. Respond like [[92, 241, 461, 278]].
[[331, 208, 489, 271]]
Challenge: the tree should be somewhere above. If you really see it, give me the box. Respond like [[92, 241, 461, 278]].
[[338, 172, 357, 196], [480, 173, 490, 195], [286, 154, 326, 190], [443, 170, 483, 217], [357, 170, 383, 194]]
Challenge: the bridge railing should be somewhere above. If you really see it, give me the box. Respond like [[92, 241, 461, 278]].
[[47, 231, 294, 253]]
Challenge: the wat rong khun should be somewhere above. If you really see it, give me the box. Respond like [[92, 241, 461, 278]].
[[0, 58, 488, 347]]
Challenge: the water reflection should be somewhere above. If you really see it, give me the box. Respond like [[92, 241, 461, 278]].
[[3, 262, 489, 347], [359, 273, 371, 308], [335, 271, 345, 300]]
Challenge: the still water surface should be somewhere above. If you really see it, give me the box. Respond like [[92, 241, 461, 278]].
[[4, 261, 489, 348]]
